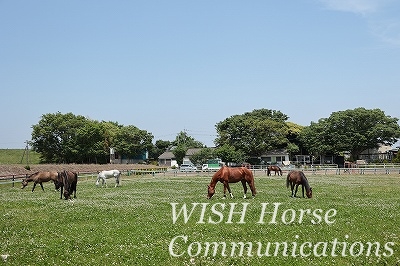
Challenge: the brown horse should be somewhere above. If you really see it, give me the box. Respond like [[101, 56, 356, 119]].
[[207, 166, 256, 199], [56, 170, 78, 200], [21, 171, 59, 192], [267, 165, 282, 176], [286, 170, 312, 198]]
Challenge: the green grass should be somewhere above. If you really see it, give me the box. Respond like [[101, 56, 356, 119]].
[[0, 149, 41, 164], [0, 173, 399, 265]]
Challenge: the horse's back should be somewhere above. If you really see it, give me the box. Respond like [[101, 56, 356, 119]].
[[228, 167, 253, 182], [287, 170, 303, 184], [99, 170, 120, 178], [32, 171, 59, 182]]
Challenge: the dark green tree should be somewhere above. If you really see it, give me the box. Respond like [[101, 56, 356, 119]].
[[189, 147, 215, 166], [171, 131, 204, 165], [31, 112, 88, 163], [149, 140, 172, 161], [113, 125, 153, 159], [215, 109, 289, 158], [300, 108, 400, 160], [214, 144, 247, 164]]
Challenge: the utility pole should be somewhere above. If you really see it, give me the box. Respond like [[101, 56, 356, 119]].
[[20, 140, 29, 166]]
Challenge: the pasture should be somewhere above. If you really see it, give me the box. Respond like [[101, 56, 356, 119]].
[[0, 172, 399, 265]]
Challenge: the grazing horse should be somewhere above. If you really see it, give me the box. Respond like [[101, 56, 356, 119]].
[[56, 170, 78, 200], [96, 170, 121, 187], [207, 166, 256, 199], [286, 170, 312, 198], [267, 165, 282, 176], [21, 171, 59, 192]]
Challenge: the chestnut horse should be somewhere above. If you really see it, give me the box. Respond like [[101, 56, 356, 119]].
[[56, 170, 78, 200], [207, 166, 256, 199], [267, 165, 282, 176], [21, 171, 59, 192], [286, 170, 312, 198]]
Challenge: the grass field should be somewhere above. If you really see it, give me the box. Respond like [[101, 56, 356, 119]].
[[0, 173, 399, 265], [0, 149, 41, 165]]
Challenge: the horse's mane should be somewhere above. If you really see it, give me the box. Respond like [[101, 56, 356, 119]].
[[300, 172, 311, 191], [27, 172, 40, 178]]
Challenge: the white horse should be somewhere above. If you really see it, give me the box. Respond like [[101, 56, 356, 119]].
[[96, 170, 121, 187]]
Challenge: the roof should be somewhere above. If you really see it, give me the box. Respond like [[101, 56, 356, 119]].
[[261, 149, 289, 156], [186, 148, 203, 156], [158, 151, 175, 160]]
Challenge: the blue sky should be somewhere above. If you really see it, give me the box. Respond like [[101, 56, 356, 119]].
[[1, 0, 399, 149]]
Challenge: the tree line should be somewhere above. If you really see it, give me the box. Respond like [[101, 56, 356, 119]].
[[30, 108, 400, 165]]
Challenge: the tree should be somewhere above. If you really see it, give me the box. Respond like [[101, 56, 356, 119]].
[[31, 112, 88, 163], [189, 147, 215, 166], [171, 131, 204, 165], [300, 108, 400, 160], [31, 112, 153, 164], [172, 131, 204, 148], [149, 140, 172, 161], [215, 109, 289, 158], [214, 144, 247, 164], [113, 125, 153, 160]]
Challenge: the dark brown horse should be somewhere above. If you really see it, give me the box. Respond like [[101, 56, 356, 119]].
[[267, 165, 282, 176], [21, 171, 59, 192], [286, 170, 312, 198], [56, 170, 78, 200], [207, 166, 256, 199]]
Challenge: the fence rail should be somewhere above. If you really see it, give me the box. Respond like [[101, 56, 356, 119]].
[[1, 165, 399, 187], [0, 168, 169, 187]]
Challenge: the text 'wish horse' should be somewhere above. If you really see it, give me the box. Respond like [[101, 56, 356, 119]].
[[207, 166, 256, 199], [96, 170, 121, 187]]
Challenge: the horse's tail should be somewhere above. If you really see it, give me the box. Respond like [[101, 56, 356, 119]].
[[115, 170, 121, 186], [286, 172, 291, 188], [245, 168, 256, 195], [95, 173, 101, 186]]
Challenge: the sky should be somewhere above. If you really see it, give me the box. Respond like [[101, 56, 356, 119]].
[[1, 0, 400, 149]]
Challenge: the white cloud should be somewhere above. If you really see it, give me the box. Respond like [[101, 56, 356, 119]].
[[369, 19, 400, 46], [318, 0, 388, 15], [318, 0, 400, 47]]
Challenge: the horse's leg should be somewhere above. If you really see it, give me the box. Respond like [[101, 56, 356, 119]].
[[241, 180, 248, 199], [59, 186, 63, 199], [301, 185, 305, 198], [222, 183, 227, 199], [224, 182, 233, 198], [294, 184, 299, 197], [31, 182, 36, 192], [290, 183, 295, 197], [39, 182, 45, 191]]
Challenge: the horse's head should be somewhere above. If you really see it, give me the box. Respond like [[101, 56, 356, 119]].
[[21, 179, 28, 189], [63, 190, 71, 200], [54, 180, 61, 191], [306, 187, 313, 198], [207, 185, 215, 199]]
